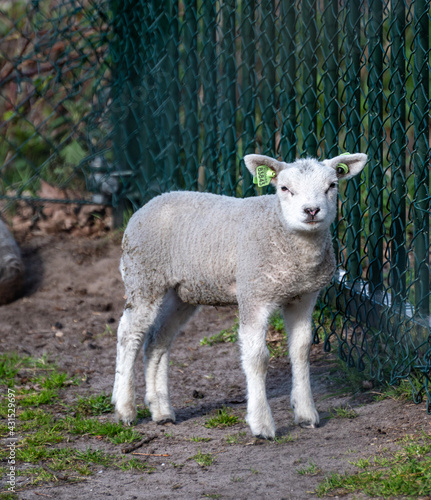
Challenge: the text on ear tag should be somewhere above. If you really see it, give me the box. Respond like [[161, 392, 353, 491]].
[[253, 165, 276, 187]]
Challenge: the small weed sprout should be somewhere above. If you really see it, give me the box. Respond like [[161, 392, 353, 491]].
[[191, 450, 215, 467], [200, 318, 239, 346], [136, 405, 152, 419], [225, 431, 247, 445], [190, 436, 211, 442], [274, 433, 297, 444], [329, 405, 358, 419], [373, 376, 424, 402], [75, 393, 113, 416], [204, 407, 240, 429], [297, 461, 321, 476]]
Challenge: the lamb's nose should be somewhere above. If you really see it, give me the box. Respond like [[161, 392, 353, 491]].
[[304, 207, 320, 217]]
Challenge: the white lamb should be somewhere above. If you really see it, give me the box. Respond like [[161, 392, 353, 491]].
[[112, 152, 367, 439]]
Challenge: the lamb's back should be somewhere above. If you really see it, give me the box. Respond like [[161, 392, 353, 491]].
[[122, 191, 261, 304]]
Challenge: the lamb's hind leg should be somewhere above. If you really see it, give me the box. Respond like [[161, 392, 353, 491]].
[[144, 289, 197, 424], [112, 298, 163, 425]]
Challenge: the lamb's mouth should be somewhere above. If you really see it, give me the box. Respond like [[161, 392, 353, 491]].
[[305, 219, 322, 225]]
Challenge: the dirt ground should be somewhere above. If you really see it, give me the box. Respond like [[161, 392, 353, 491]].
[[1, 234, 431, 500]]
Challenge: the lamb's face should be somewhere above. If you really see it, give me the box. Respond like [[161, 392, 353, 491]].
[[243, 152, 368, 234], [275, 160, 339, 233]]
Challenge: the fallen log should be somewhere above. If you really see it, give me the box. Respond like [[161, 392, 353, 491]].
[[0, 219, 24, 305]]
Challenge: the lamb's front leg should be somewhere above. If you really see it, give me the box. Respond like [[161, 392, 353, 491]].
[[238, 307, 275, 439], [282, 292, 319, 428]]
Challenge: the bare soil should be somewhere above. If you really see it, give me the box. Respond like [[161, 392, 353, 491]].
[[1, 235, 430, 500]]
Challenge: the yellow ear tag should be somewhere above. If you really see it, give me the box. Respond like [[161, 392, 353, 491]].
[[253, 165, 276, 187]]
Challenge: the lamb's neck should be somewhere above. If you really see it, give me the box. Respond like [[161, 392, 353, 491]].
[[291, 230, 332, 262]]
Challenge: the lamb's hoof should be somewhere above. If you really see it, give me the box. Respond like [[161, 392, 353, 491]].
[[254, 433, 274, 441], [114, 405, 137, 425], [299, 420, 319, 429], [156, 417, 175, 425], [249, 421, 276, 440]]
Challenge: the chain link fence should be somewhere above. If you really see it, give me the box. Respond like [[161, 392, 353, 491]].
[[1, 0, 430, 408]]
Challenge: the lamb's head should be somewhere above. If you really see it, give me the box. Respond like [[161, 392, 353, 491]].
[[244, 153, 368, 233]]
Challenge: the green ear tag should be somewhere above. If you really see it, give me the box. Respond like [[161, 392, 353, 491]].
[[253, 165, 276, 187], [337, 163, 349, 174], [336, 153, 350, 175]]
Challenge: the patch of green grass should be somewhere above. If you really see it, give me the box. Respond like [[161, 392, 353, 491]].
[[269, 311, 285, 332], [225, 431, 247, 445], [329, 405, 358, 419], [297, 461, 321, 476], [373, 376, 424, 403], [74, 392, 113, 416], [15, 446, 153, 483], [266, 312, 288, 358], [0, 353, 79, 417], [326, 357, 372, 397], [267, 342, 288, 358], [200, 318, 239, 346], [19, 387, 59, 407], [204, 407, 240, 429], [36, 370, 70, 389], [118, 456, 154, 472], [24, 427, 64, 447], [274, 433, 297, 444], [190, 436, 211, 442], [316, 433, 431, 497], [191, 450, 215, 467], [66, 415, 142, 444], [0, 352, 52, 387], [0, 352, 156, 494], [0, 352, 26, 384], [137, 405, 152, 419], [0, 493, 19, 500], [200, 312, 288, 357]]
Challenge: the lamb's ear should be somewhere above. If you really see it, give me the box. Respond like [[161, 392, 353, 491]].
[[323, 153, 368, 180], [243, 154, 286, 185]]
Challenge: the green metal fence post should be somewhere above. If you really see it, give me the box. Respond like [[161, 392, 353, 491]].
[[413, 0, 430, 317], [322, 0, 340, 260], [322, 0, 339, 159], [183, 0, 199, 189], [367, 0, 384, 292], [200, 0, 218, 192], [260, 0, 276, 156], [389, 0, 407, 306], [240, 0, 256, 196], [220, 0, 237, 195], [109, 0, 148, 215], [158, 0, 180, 191], [343, 0, 363, 282], [301, 0, 318, 156], [280, 0, 297, 162]]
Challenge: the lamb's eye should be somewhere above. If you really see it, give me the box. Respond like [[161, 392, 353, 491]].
[[281, 186, 292, 195], [326, 182, 337, 194]]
